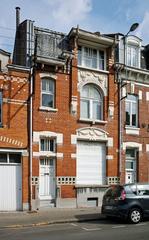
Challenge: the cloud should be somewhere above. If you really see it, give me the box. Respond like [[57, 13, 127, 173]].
[[136, 11, 149, 44], [45, 0, 92, 27]]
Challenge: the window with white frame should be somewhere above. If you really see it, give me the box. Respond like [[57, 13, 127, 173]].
[[127, 44, 139, 68], [78, 46, 105, 70], [0, 91, 2, 125], [80, 84, 103, 120], [41, 78, 55, 108], [126, 94, 138, 127], [40, 138, 55, 152]]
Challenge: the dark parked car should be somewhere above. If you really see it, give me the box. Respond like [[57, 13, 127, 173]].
[[101, 183, 149, 223]]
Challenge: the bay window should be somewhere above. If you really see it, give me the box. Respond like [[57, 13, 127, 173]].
[[127, 45, 139, 68], [78, 46, 105, 70]]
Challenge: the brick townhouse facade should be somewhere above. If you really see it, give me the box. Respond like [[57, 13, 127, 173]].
[[0, 49, 30, 211], [13, 17, 119, 209], [112, 34, 149, 184]]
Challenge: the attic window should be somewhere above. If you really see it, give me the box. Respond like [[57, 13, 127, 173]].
[[78, 46, 105, 70]]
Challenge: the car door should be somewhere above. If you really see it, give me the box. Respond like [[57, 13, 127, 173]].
[[137, 185, 149, 215]]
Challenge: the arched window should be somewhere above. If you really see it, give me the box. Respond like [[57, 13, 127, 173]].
[[41, 78, 55, 108], [80, 84, 103, 120]]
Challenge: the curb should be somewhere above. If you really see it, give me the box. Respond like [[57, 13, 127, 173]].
[[1, 216, 106, 229]]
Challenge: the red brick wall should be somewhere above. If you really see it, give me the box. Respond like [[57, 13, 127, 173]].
[[32, 45, 119, 199], [121, 83, 149, 183], [0, 68, 30, 205]]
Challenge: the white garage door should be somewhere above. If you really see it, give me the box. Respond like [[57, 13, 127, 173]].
[[77, 141, 106, 185], [0, 153, 22, 211]]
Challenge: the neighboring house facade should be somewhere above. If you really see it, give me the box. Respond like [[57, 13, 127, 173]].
[[113, 34, 149, 184], [13, 19, 119, 208], [0, 49, 30, 211], [0, 49, 11, 71]]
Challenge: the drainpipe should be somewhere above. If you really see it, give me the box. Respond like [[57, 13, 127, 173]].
[[29, 66, 33, 211], [28, 20, 34, 212]]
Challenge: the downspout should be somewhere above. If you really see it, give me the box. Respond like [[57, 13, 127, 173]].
[[29, 66, 33, 211], [29, 20, 34, 211]]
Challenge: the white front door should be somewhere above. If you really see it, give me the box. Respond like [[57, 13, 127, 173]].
[[126, 171, 136, 184], [39, 158, 55, 200], [125, 148, 137, 184], [77, 141, 106, 185]]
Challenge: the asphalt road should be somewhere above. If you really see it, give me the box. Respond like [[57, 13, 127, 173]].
[[0, 219, 149, 240]]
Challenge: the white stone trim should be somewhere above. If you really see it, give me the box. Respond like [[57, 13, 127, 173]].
[[77, 127, 108, 141], [57, 153, 63, 158], [146, 144, 149, 152], [39, 73, 57, 79], [33, 151, 63, 158], [146, 92, 149, 101], [79, 118, 107, 124], [130, 83, 135, 93], [122, 87, 126, 98], [33, 151, 56, 157], [139, 90, 142, 100], [107, 138, 113, 147], [134, 82, 149, 88], [39, 106, 58, 112], [0, 148, 27, 154], [57, 134, 63, 145], [106, 155, 113, 160], [0, 135, 23, 147], [33, 131, 63, 144], [22, 150, 29, 157], [125, 126, 140, 135], [78, 69, 108, 96], [71, 135, 77, 145], [123, 142, 142, 151], [71, 154, 76, 159]]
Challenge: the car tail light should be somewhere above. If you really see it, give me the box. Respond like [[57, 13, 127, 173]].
[[114, 189, 126, 201], [120, 190, 126, 200]]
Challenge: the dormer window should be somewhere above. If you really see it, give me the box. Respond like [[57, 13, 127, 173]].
[[127, 45, 139, 68], [125, 36, 141, 68], [78, 46, 105, 70]]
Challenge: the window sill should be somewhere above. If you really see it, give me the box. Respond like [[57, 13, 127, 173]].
[[39, 106, 58, 112], [125, 126, 140, 135], [78, 65, 109, 74], [79, 118, 107, 124]]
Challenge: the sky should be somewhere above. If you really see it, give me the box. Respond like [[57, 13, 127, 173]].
[[0, 0, 149, 53]]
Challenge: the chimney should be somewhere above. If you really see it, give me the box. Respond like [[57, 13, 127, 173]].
[[15, 7, 20, 29]]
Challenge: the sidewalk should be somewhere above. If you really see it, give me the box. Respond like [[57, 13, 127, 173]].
[[0, 207, 105, 229]]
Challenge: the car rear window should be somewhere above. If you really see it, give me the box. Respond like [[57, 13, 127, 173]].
[[124, 185, 137, 195], [104, 185, 123, 198]]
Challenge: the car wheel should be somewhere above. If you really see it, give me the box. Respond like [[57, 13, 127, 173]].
[[128, 208, 142, 224]]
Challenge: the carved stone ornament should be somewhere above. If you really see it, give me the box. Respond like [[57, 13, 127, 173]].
[[78, 69, 107, 96], [77, 127, 108, 141]]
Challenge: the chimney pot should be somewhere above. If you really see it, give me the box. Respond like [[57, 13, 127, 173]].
[[16, 7, 20, 29]]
